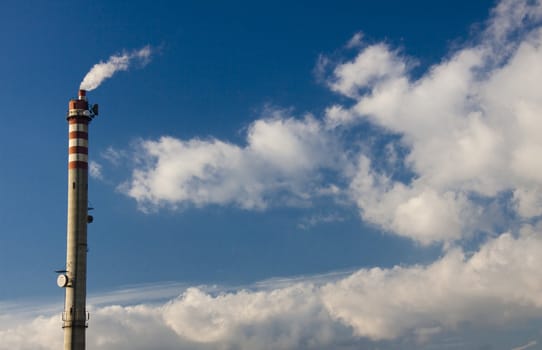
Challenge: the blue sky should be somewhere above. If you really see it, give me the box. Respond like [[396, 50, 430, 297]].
[[2, 1, 542, 349]]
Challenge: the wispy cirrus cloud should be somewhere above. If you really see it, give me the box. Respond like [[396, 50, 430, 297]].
[[89, 161, 103, 180], [511, 340, 538, 350], [297, 212, 346, 230]]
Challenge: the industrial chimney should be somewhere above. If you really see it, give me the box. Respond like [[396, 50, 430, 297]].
[[57, 89, 98, 350]]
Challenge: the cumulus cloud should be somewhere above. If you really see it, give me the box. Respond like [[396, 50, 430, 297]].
[[349, 156, 478, 245], [486, 0, 542, 46], [323, 230, 542, 340], [329, 43, 407, 98], [122, 112, 340, 211], [113, 0, 542, 247], [3, 231, 542, 349], [319, 0, 542, 243]]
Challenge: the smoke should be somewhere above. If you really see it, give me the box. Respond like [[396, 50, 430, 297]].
[[79, 46, 152, 91]]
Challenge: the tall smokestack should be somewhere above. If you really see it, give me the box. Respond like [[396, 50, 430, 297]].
[[57, 89, 98, 350]]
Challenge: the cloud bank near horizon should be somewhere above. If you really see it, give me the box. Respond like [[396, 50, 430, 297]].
[[2, 230, 542, 349]]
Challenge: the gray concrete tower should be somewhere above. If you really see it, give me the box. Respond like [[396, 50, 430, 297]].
[[58, 89, 98, 350]]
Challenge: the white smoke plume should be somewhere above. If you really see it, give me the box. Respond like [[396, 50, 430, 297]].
[[79, 46, 152, 91]]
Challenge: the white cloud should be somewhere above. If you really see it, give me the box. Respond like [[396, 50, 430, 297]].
[[345, 31, 364, 49], [511, 340, 538, 350], [162, 286, 336, 348], [329, 43, 406, 98], [2, 231, 542, 349], [349, 155, 479, 245], [89, 161, 103, 180], [0, 316, 62, 350], [101, 146, 127, 166], [122, 113, 339, 211], [297, 212, 345, 230], [319, 0, 542, 243], [114, 0, 542, 247], [324, 104, 357, 128], [513, 186, 542, 218], [322, 230, 542, 341], [486, 0, 542, 46]]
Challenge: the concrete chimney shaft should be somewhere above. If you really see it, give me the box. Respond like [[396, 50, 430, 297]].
[[61, 89, 93, 350]]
